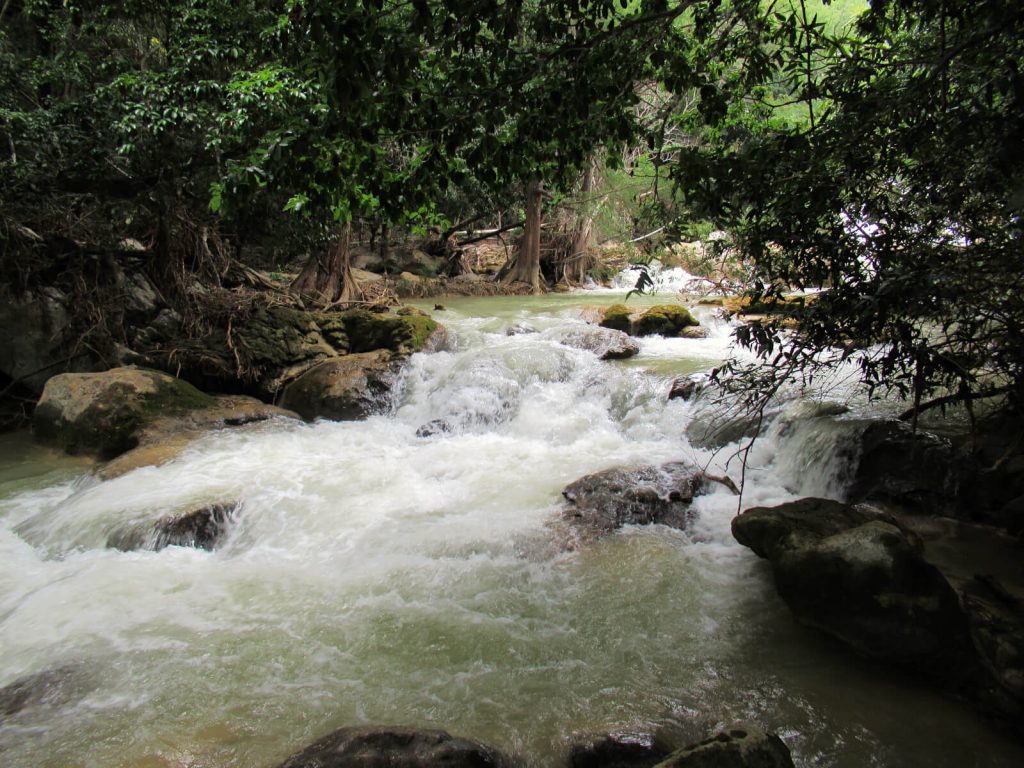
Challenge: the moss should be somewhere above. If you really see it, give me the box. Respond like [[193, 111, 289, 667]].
[[634, 304, 699, 336], [722, 293, 815, 316], [600, 303, 633, 333], [400, 315, 438, 351]]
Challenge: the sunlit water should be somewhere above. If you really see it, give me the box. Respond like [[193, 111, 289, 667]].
[[1, 294, 1020, 768]]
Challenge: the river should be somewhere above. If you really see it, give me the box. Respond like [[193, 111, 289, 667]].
[[0, 293, 1020, 767]]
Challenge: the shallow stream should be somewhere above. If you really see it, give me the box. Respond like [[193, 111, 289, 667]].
[[1, 293, 1020, 767]]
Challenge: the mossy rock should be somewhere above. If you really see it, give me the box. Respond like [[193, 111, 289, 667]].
[[341, 310, 437, 354], [634, 304, 699, 336], [34, 367, 216, 458], [599, 303, 634, 333]]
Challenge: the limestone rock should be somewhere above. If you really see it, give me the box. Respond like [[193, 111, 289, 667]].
[[655, 724, 794, 768], [275, 725, 507, 768], [633, 305, 699, 337], [555, 326, 640, 360], [562, 462, 708, 536], [34, 367, 217, 458], [732, 498, 973, 668], [280, 351, 398, 421]]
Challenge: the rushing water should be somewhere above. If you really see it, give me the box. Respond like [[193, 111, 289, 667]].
[[0, 294, 1020, 768]]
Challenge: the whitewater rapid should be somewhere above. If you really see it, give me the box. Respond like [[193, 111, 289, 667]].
[[0, 294, 1019, 768]]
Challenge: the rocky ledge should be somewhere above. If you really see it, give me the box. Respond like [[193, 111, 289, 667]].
[[733, 497, 1024, 731]]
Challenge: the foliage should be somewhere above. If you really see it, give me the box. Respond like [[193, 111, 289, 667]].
[[675, 0, 1024, 417]]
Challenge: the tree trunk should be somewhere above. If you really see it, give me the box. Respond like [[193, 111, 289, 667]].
[[501, 176, 543, 293], [290, 221, 360, 305], [562, 159, 598, 286]]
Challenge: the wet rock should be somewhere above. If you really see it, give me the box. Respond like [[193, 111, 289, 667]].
[[633, 305, 699, 337], [416, 419, 453, 438], [732, 498, 973, 669], [0, 665, 91, 722], [34, 366, 217, 459], [598, 304, 635, 333], [507, 323, 537, 336], [279, 350, 399, 421], [655, 724, 794, 768], [107, 502, 239, 552], [847, 420, 965, 516], [668, 377, 703, 402], [555, 326, 640, 360], [567, 731, 672, 768], [275, 725, 507, 768], [562, 462, 709, 536], [97, 394, 297, 479]]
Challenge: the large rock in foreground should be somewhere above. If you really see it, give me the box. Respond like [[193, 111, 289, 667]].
[[655, 724, 794, 768], [275, 725, 507, 768], [562, 462, 710, 537], [34, 367, 217, 458], [279, 350, 398, 421], [34, 366, 297, 473], [732, 498, 972, 668]]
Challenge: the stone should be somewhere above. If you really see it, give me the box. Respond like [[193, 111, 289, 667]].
[[562, 462, 709, 536], [0, 665, 92, 722], [732, 498, 973, 669], [633, 305, 699, 337], [598, 304, 634, 333], [555, 326, 640, 360], [34, 367, 217, 458], [655, 724, 794, 768], [846, 420, 964, 516], [275, 725, 507, 768], [107, 502, 238, 552], [669, 377, 702, 401], [97, 394, 297, 478], [279, 351, 398, 421], [567, 731, 672, 768]]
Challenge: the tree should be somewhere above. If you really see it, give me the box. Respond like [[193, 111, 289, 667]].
[[666, 0, 1024, 421]]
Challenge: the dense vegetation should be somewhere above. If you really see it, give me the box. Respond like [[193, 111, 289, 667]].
[[2, 0, 1021, 418]]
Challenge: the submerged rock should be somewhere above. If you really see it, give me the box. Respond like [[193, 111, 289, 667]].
[[279, 350, 398, 421], [555, 326, 640, 360], [567, 731, 673, 768], [732, 498, 972, 668], [562, 462, 709, 536], [668, 376, 703, 402], [0, 665, 92, 722], [107, 502, 239, 552], [275, 725, 508, 768], [655, 724, 794, 768]]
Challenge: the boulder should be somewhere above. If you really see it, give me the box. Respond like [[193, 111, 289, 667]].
[[668, 377, 703, 402], [633, 305, 699, 337], [555, 326, 640, 360], [655, 724, 794, 768], [595, 304, 700, 338], [732, 498, 973, 669], [279, 350, 399, 421], [275, 725, 507, 768], [599, 304, 635, 333], [34, 367, 217, 458], [107, 502, 238, 552], [562, 462, 709, 536], [567, 731, 672, 768], [97, 393, 297, 479], [846, 420, 964, 516]]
